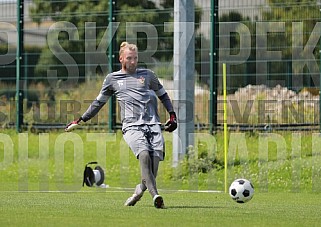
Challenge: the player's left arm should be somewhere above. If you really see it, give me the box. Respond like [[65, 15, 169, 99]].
[[150, 71, 177, 132], [157, 91, 177, 132]]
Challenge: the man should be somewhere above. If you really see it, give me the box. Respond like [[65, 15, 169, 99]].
[[65, 42, 177, 209]]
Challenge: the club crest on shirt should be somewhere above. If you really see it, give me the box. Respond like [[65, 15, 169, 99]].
[[138, 76, 145, 84], [117, 80, 124, 87]]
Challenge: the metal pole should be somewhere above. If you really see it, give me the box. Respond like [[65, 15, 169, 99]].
[[209, 0, 218, 134], [108, 0, 116, 132], [173, 0, 195, 164], [16, 0, 24, 132]]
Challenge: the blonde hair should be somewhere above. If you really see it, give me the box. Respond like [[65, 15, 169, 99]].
[[119, 42, 138, 56]]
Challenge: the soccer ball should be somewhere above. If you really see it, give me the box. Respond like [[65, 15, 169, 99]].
[[229, 178, 254, 203]]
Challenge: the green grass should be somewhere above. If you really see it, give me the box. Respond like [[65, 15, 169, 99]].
[[0, 190, 320, 227], [0, 130, 321, 226]]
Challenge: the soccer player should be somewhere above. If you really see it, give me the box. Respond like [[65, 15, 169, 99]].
[[65, 42, 177, 209]]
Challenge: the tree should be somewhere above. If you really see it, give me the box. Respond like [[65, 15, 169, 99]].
[[219, 11, 257, 90], [217, 1, 320, 89], [29, 0, 202, 84], [262, 0, 320, 88]]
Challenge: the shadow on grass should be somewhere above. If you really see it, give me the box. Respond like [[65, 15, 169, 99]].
[[165, 205, 226, 209]]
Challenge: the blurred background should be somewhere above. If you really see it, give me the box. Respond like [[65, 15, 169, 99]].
[[0, 0, 320, 132]]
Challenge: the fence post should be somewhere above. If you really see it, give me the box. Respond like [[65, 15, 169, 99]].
[[209, 0, 218, 134], [16, 0, 24, 132], [108, 0, 116, 132]]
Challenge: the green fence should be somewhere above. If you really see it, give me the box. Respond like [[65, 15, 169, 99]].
[[216, 0, 321, 130], [0, 0, 320, 132]]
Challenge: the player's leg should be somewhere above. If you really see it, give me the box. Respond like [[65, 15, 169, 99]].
[[138, 150, 158, 197], [151, 155, 160, 177], [123, 125, 164, 208], [136, 132, 162, 192], [124, 151, 160, 207], [148, 124, 165, 208], [123, 127, 148, 206], [133, 154, 160, 193], [138, 151, 164, 209], [150, 155, 165, 209], [124, 183, 145, 206]]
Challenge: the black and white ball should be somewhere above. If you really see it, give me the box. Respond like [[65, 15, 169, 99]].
[[229, 178, 254, 203]]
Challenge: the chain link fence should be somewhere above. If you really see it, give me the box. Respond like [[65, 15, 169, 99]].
[[0, 0, 320, 132]]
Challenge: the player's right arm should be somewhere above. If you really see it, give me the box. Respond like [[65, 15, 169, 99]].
[[65, 75, 113, 132]]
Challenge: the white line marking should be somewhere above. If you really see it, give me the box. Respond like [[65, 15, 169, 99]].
[[0, 187, 223, 193]]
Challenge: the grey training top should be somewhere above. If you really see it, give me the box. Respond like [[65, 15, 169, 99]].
[[82, 68, 173, 130]]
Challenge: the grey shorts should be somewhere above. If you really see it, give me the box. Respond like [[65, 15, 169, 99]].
[[123, 124, 165, 161]]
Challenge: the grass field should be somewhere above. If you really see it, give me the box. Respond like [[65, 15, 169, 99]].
[[0, 190, 320, 227], [0, 130, 321, 226]]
